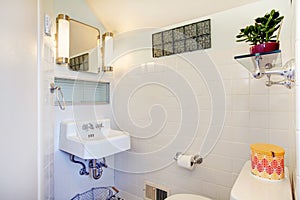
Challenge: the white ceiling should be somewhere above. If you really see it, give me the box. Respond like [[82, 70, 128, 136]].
[[85, 0, 260, 33]]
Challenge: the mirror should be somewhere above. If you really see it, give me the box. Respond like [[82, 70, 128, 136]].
[[69, 19, 100, 73], [56, 14, 101, 74]]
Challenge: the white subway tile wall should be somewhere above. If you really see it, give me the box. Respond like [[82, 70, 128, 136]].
[[111, 0, 295, 200]]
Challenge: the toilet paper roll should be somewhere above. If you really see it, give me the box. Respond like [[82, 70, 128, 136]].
[[177, 155, 195, 170]]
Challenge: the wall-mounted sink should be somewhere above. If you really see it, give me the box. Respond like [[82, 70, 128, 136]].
[[59, 119, 130, 159]]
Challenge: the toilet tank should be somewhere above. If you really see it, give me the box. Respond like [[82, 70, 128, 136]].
[[230, 161, 292, 200]]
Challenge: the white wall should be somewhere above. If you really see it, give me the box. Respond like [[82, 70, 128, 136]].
[[111, 0, 295, 200], [0, 0, 38, 199], [295, 0, 300, 198], [38, 0, 57, 199]]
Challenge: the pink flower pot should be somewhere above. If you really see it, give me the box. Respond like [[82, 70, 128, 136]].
[[250, 42, 280, 54]]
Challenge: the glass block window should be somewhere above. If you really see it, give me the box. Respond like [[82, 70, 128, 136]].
[[69, 53, 89, 72], [54, 77, 110, 105], [152, 19, 211, 57]]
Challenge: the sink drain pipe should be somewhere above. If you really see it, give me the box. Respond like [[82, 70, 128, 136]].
[[70, 154, 89, 175], [89, 158, 107, 180], [69, 154, 107, 180]]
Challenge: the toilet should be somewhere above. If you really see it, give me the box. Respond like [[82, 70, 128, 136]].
[[230, 160, 292, 200], [165, 194, 212, 200], [166, 160, 292, 200]]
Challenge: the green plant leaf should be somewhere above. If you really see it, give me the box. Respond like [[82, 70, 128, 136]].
[[265, 14, 273, 27], [244, 26, 249, 35], [274, 24, 281, 31], [264, 14, 270, 19], [236, 38, 247, 42], [273, 11, 280, 19], [255, 17, 262, 23], [235, 9, 283, 45], [261, 17, 268, 24], [249, 25, 254, 32], [276, 16, 284, 22]]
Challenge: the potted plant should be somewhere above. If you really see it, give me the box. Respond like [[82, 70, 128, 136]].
[[236, 9, 284, 54]]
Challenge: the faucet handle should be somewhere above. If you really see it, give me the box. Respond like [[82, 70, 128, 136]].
[[95, 123, 104, 129], [82, 124, 89, 131], [88, 123, 94, 129]]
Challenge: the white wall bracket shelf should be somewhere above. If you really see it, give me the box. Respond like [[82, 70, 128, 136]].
[[234, 50, 295, 89]]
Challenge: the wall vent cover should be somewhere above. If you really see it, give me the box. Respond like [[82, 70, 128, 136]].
[[144, 182, 169, 200]]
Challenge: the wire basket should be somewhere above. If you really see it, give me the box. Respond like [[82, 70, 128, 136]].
[[71, 187, 118, 200]]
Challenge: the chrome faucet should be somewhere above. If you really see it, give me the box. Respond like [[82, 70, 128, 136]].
[[88, 123, 94, 129]]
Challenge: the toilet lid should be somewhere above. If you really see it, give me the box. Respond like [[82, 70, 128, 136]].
[[165, 194, 212, 200]]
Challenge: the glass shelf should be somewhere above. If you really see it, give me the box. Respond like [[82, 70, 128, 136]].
[[234, 50, 295, 89], [234, 50, 282, 78]]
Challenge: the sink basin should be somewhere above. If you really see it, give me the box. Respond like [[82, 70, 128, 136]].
[[59, 119, 130, 159]]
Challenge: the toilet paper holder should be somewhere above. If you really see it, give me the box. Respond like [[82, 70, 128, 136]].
[[174, 152, 203, 165]]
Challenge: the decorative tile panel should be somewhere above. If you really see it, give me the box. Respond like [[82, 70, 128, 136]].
[[173, 27, 185, 41], [153, 44, 163, 57], [184, 24, 197, 38], [186, 38, 198, 51], [162, 30, 173, 43], [153, 32, 163, 45], [174, 40, 185, 54], [163, 42, 174, 56], [152, 19, 211, 57]]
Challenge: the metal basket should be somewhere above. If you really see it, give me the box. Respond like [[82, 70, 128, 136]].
[[71, 187, 117, 200]]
